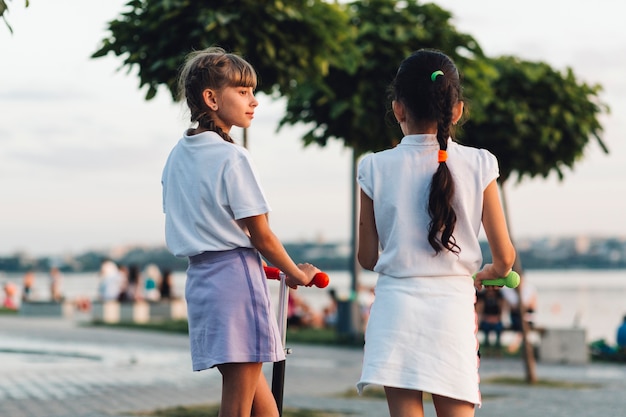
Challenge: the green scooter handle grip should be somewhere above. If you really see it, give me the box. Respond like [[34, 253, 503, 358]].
[[473, 270, 520, 288]]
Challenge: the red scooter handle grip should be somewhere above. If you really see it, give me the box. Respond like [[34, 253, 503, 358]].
[[264, 266, 329, 288]]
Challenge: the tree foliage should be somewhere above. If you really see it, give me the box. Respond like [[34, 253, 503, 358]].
[[460, 56, 609, 184], [1, 0, 29, 33], [92, 0, 357, 101], [279, 0, 485, 155]]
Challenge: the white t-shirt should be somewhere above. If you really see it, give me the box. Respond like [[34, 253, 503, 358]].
[[162, 131, 271, 257], [357, 134, 499, 278]]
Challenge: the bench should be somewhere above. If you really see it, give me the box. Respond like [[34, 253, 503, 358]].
[[19, 301, 74, 318], [538, 327, 587, 364], [478, 326, 588, 364], [477, 326, 544, 346], [148, 299, 187, 321], [91, 299, 187, 324]]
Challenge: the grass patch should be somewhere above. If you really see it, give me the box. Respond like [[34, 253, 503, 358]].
[[340, 386, 437, 402], [481, 376, 601, 389], [0, 308, 18, 315], [478, 345, 523, 358], [286, 327, 337, 344], [286, 327, 363, 347], [90, 319, 364, 347], [132, 404, 351, 417], [339, 386, 387, 400], [340, 385, 520, 402], [89, 319, 189, 334]]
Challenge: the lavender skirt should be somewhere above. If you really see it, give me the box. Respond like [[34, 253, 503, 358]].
[[186, 248, 284, 371]]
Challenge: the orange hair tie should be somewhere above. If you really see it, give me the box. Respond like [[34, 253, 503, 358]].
[[438, 150, 448, 163]]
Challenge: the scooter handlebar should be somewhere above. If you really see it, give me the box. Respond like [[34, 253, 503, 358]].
[[473, 270, 520, 288], [264, 266, 329, 288]]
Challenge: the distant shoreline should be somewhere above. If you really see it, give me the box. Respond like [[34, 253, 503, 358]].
[[2, 236, 626, 273]]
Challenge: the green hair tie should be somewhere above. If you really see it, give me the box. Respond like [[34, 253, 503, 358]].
[[431, 70, 444, 82]]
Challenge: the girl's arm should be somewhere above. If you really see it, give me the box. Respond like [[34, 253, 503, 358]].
[[242, 214, 319, 287], [476, 180, 516, 286], [357, 190, 379, 271]]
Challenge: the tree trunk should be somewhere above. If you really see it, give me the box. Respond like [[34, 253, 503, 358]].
[[500, 183, 537, 384], [349, 148, 362, 337], [350, 149, 360, 295]]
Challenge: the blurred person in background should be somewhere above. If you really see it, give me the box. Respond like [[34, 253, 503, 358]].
[[49, 266, 63, 302], [118, 264, 142, 302], [98, 259, 122, 301], [476, 286, 505, 348], [2, 281, 18, 310], [501, 279, 537, 353], [22, 269, 36, 302], [159, 268, 175, 300], [143, 263, 162, 302]]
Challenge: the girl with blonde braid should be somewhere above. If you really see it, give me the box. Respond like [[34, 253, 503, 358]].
[[162, 47, 320, 417]]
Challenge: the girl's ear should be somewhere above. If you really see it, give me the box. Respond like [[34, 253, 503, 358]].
[[452, 101, 464, 125], [392, 100, 406, 123], [202, 88, 219, 111]]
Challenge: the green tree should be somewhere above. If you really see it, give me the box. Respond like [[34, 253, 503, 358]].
[[91, 0, 357, 148], [92, 0, 356, 101], [460, 56, 608, 184], [460, 56, 609, 383], [279, 0, 486, 155]]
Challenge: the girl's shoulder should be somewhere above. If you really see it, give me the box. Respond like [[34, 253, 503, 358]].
[[451, 141, 497, 163], [359, 145, 400, 164], [450, 142, 499, 181], [225, 140, 254, 166]]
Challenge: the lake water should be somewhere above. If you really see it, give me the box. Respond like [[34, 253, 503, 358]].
[[3, 269, 626, 345]]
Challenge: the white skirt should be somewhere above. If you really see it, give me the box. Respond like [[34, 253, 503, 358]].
[[357, 274, 481, 406]]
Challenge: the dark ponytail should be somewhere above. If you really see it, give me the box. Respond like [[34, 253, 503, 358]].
[[390, 49, 462, 255]]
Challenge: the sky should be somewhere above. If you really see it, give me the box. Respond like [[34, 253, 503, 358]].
[[1, 0, 625, 257]]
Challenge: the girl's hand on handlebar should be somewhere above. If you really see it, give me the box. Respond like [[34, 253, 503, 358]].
[[474, 264, 500, 290], [285, 263, 320, 289]]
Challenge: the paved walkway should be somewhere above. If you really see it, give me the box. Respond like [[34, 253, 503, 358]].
[[1, 316, 625, 417]]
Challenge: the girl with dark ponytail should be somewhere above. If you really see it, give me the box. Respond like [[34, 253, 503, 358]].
[[356, 49, 516, 416]]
